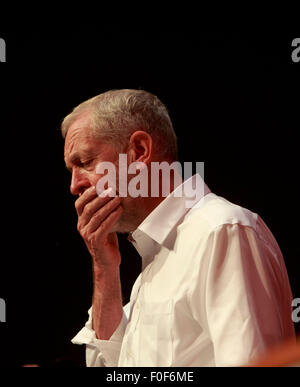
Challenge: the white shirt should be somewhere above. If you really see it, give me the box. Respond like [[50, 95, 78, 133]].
[[72, 174, 295, 367]]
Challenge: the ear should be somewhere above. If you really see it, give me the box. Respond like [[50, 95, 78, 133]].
[[127, 131, 153, 165]]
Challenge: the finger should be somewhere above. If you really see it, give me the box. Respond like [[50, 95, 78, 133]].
[[94, 204, 123, 240], [79, 190, 115, 227], [83, 196, 122, 234], [75, 186, 98, 216]]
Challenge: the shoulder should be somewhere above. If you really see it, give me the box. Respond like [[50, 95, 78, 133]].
[[185, 193, 258, 232]]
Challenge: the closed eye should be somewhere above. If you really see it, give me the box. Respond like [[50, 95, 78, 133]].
[[65, 156, 94, 172], [82, 159, 93, 168]]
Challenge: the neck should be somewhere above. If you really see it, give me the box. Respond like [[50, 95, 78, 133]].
[[118, 163, 183, 233], [133, 169, 183, 228]]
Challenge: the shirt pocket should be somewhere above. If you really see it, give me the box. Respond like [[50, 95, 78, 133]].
[[138, 299, 173, 366]]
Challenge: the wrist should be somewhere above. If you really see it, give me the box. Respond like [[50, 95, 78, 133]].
[[93, 263, 120, 283]]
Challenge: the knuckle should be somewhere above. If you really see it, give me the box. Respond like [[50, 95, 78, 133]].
[[75, 200, 81, 213], [94, 210, 103, 222], [85, 203, 93, 217], [86, 234, 93, 244], [78, 223, 88, 239], [97, 223, 105, 236], [84, 231, 92, 243]]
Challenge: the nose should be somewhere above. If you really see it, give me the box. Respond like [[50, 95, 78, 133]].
[[70, 167, 91, 196]]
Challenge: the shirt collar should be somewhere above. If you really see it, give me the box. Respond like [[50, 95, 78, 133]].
[[129, 174, 211, 267]]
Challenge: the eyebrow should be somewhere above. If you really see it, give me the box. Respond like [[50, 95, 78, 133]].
[[65, 151, 81, 172], [65, 148, 96, 172], [65, 163, 72, 173]]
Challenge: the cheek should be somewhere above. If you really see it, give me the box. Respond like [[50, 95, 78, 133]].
[[120, 196, 134, 213], [93, 172, 116, 194], [91, 173, 102, 188]]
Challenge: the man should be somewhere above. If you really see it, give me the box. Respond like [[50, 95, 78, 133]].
[[62, 89, 295, 366]]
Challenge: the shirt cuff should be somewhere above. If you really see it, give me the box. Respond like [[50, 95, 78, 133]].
[[71, 306, 128, 367]]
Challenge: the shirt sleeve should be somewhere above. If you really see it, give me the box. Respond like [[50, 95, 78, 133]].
[[188, 222, 295, 366], [71, 303, 130, 367]]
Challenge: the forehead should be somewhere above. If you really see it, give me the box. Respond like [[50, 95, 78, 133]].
[[64, 112, 96, 155], [64, 111, 119, 169]]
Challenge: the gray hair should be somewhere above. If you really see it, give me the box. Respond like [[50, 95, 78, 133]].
[[61, 89, 178, 161]]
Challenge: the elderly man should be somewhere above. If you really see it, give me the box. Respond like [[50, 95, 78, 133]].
[[62, 89, 295, 367]]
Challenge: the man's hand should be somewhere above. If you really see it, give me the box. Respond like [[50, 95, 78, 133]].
[[75, 186, 124, 340], [75, 186, 123, 270]]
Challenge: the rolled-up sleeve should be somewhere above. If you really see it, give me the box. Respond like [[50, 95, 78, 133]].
[[71, 304, 130, 367], [188, 222, 295, 366]]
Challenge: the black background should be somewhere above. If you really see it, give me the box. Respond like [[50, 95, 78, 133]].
[[0, 28, 299, 367]]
